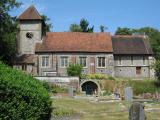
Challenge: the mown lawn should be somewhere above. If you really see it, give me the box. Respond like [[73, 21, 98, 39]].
[[52, 97, 160, 120]]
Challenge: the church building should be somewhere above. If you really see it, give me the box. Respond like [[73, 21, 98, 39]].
[[13, 5, 155, 78]]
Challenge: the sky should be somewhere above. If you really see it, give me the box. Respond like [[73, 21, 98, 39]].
[[10, 0, 160, 34]]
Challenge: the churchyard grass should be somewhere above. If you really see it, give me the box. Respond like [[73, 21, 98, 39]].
[[52, 97, 160, 120]]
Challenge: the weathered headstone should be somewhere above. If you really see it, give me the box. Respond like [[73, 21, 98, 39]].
[[114, 90, 120, 100], [125, 87, 133, 102], [129, 102, 146, 120], [68, 86, 74, 97]]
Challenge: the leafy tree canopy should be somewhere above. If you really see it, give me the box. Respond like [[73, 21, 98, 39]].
[[70, 24, 82, 32], [100, 25, 107, 32], [41, 14, 53, 35], [0, 0, 21, 65], [115, 27, 133, 35], [69, 18, 94, 33]]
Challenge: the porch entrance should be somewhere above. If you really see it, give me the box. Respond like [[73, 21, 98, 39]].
[[81, 81, 98, 95]]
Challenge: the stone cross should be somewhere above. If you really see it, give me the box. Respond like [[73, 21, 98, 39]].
[[124, 87, 133, 102], [129, 102, 146, 120]]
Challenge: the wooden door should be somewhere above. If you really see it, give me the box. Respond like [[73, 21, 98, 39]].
[[136, 67, 141, 75], [90, 57, 95, 74]]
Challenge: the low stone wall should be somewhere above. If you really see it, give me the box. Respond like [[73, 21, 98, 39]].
[[35, 76, 79, 89]]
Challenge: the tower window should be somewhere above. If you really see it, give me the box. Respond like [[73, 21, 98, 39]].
[[26, 32, 33, 39]]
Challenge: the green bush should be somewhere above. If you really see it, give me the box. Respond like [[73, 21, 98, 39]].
[[0, 62, 52, 120], [107, 76, 115, 80], [154, 60, 160, 83], [50, 84, 68, 94], [128, 80, 160, 95], [80, 74, 108, 79], [67, 64, 82, 77]]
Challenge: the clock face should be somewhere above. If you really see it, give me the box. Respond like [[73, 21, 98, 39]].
[[26, 32, 33, 39]]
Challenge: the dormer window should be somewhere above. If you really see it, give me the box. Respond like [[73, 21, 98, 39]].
[[26, 32, 33, 39]]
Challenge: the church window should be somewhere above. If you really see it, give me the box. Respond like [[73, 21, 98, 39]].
[[42, 56, 50, 67], [60, 56, 69, 67], [97, 57, 106, 68], [79, 57, 87, 67]]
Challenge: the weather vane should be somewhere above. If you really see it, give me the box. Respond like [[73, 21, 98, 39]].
[[31, 0, 35, 5]]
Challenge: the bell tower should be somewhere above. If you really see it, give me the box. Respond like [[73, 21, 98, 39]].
[[17, 5, 42, 55]]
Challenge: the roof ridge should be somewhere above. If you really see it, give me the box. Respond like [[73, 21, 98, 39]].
[[112, 35, 144, 38], [18, 5, 42, 20]]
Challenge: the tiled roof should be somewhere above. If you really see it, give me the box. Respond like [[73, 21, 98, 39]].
[[36, 32, 113, 53], [18, 5, 42, 20], [112, 35, 153, 55]]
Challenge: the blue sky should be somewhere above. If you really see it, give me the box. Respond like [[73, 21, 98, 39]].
[[10, 0, 160, 34]]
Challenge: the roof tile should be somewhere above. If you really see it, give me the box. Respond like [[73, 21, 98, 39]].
[[18, 5, 42, 20], [112, 35, 153, 55], [36, 32, 113, 53]]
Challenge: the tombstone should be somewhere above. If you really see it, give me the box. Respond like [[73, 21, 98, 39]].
[[129, 102, 146, 120], [125, 87, 133, 102], [114, 89, 120, 100], [68, 86, 74, 97]]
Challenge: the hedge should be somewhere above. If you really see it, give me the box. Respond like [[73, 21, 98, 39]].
[[0, 62, 52, 120]]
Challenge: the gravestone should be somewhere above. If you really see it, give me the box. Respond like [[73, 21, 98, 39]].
[[125, 87, 133, 102], [114, 90, 120, 100], [68, 86, 74, 97], [129, 102, 146, 120]]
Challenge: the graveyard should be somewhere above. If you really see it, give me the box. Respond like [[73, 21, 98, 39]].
[[52, 97, 160, 120], [50, 78, 160, 120]]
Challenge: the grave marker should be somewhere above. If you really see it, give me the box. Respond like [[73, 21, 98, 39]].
[[125, 87, 133, 102], [68, 86, 74, 97], [129, 102, 146, 120]]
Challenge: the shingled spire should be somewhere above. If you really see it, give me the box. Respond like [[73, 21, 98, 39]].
[[18, 5, 42, 20]]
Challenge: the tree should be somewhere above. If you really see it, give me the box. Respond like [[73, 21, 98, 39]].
[[100, 25, 107, 32], [67, 64, 83, 77], [41, 15, 52, 35], [115, 27, 133, 35], [133, 27, 160, 59], [154, 60, 160, 84], [70, 24, 82, 32], [0, 0, 21, 65], [80, 18, 94, 32], [69, 18, 94, 32]]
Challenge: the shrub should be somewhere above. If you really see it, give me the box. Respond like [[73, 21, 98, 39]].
[[50, 84, 68, 94], [67, 64, 82, 77], [107, 76, 115, 80], [154, 60, 160, 83], [80, 74, 108, 79], [102, 79, 160, 96], [0, 62, 52, 120], [102, 80, 115, 92], [128, 80, 160, 95]]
